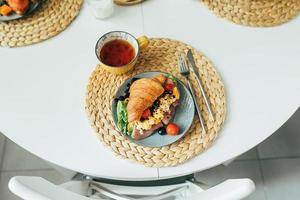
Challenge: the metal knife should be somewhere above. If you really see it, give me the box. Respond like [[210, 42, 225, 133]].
[[187, 49, 215, 121]]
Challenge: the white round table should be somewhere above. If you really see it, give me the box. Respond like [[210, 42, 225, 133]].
[[1, 0, 299, 180]]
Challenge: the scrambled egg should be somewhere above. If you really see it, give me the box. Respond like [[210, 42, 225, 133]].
[[129, 94, 177, 132]]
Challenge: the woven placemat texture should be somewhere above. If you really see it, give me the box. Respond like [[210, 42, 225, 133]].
[[201, 0, 300, 27], [86, 38, 226, 167], [0, 0, 83, 47]]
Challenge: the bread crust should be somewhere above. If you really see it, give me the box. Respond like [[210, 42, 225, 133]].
[[127, 77, 164, 122]]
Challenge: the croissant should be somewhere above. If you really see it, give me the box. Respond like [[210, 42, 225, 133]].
[[152, 74, 166, 85], [6, 0, 29, 15], [127, 76, 165, 122]]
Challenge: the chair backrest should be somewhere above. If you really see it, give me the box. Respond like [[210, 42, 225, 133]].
[[9, 176, 255, 200], [9, 176, 91, 200]]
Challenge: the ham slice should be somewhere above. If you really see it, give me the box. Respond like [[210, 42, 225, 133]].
[[162, 106, 175, 125], [172, 100, 180, 107], [161, 100, 180, 125], [132, 122, 163, 140], [132, 100, 180, 140]]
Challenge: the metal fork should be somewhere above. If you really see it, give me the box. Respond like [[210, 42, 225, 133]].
[[178, 54, 206, 140]]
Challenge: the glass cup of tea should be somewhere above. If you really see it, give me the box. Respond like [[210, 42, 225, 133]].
[[95, 31, 149, 75]]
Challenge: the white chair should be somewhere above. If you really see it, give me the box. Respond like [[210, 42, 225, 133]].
[[8, 175, 255, 200]]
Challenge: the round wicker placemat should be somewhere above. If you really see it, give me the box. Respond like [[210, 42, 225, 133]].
[[201, 0, 300, 27], [86, 38, 226, 167], [0, 0, 83, 47]]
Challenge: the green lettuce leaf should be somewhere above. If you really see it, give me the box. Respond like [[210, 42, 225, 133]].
[[166, 74, 178, 86], [117, 100, 128, 134]]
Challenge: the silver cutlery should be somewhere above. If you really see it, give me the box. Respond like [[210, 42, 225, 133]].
[[178, 54, 206, 140], [187, 49, 214, 121]]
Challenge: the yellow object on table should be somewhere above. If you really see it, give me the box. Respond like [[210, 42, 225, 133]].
[[114, 0, 144, 6]]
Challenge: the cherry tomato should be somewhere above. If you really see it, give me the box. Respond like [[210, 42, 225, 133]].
[[166, 123, 179, 136], [141, 108, 151, 119], [165, 83, 175, 91]]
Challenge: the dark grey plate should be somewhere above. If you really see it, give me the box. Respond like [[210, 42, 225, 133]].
[[0, 0, 42, 22], [112, 71, 195, 147]]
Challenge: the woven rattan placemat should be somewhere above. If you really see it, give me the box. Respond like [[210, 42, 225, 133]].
[[201, 0, 300, 27], [0, 0, 83, 47], [86, 38, 226, 167]]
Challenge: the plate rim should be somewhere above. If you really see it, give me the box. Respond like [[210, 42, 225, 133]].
[[111, 71, 195, 147]]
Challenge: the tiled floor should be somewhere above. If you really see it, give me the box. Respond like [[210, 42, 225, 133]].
[[0, 109, 299, 199]]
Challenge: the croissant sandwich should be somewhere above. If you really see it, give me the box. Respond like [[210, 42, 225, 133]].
[[6, 0, 30, 15], [116, 73, 180, 140]]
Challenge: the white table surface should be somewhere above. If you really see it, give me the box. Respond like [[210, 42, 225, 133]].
[[0, 0, 299, 180]]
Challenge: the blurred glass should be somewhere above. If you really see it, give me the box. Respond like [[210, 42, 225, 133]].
[[87, 0, 114, 19]]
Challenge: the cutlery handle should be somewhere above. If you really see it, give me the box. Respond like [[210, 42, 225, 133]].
[[187, 79, 206, 136], [194, 74, 215, 121], [187, 49, 214, 121]]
